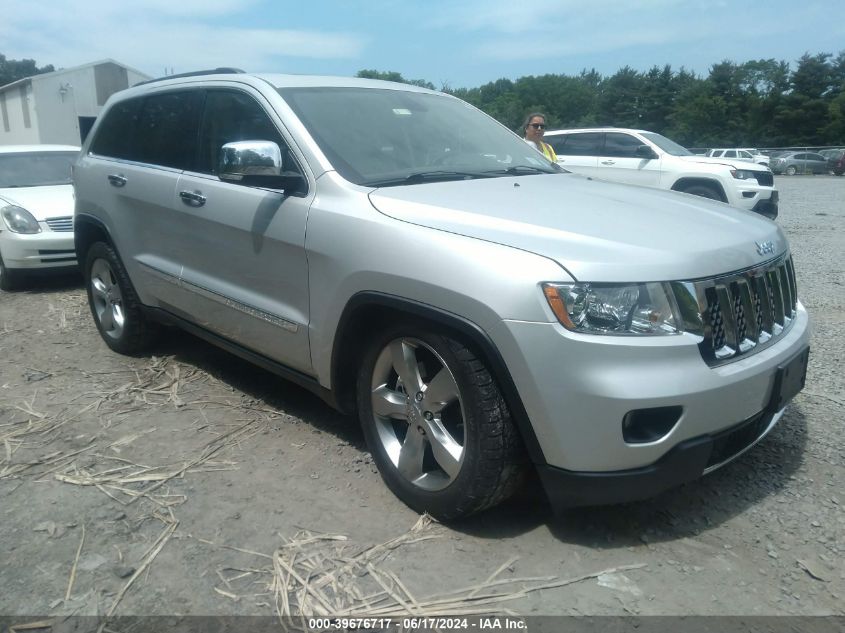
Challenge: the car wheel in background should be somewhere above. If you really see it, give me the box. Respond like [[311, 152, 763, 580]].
[[786, 165, 798, 176], [84, 241, 158, 354], [0, 252, 24, 292], [357, 325, 526, 520]]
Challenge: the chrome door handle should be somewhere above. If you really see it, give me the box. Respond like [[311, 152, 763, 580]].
[[179, 190, 206, 207], [107, 174, 127, 187], [601, 160, 616, 165]]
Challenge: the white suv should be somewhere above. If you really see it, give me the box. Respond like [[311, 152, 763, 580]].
[[545, 128, 778, 220], [706, 148, 769, 167]]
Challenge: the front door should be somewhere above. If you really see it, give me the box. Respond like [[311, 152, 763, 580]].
[[595, 132, 662, 187], [174, 88, 313, 373]]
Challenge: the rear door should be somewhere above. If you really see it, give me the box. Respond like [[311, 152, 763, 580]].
[[79, 90, 204, 309], [545, 132, 601, 176]]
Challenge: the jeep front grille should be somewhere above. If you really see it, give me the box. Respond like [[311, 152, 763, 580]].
[[45, 217, 73, 232], [671, 254, 798, 366], [753, 172, 774, 187]]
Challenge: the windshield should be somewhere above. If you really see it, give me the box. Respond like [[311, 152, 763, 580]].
[[0, 152, 77, 188], [640, 132, 693, 157], [278, 87, 560, 186]]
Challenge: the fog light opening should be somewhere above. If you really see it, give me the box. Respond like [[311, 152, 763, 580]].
[[622, 406, 683, 444]]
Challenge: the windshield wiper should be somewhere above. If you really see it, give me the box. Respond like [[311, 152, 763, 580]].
[[488, 165, 560, 176], [365, 170, 497, 188]]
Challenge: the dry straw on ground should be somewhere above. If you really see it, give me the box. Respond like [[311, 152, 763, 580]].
[[201, 514, 646, 630]]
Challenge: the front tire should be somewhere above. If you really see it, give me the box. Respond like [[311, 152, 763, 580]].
[[0, 252, 24, 292], [681, 184, 721, 201], [785, 165, 797, 176], [357, 325, 526, 520], [85, 241, 158, 354]]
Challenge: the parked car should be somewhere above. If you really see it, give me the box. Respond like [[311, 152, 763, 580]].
[[73, 71, 809, 519], [769, 151, 829, 175], [706, 148, 769, 167], [544, 128, 779, 219], [819, 148, 845, 173], [0, 145, 80, 291], [833, 153, 845, 176]]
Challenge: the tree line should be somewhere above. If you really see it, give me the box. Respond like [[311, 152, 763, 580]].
[[362, 52, 845, 148], [3, 51, 842, 148]]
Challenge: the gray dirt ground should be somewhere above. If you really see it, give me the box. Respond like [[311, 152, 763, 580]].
[[0, 176, 843, 620]]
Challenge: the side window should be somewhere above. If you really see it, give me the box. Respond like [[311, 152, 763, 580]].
[[554, 132, 602, 156], [197, 90, 293, 176], [602, 133, 643, 158], [739, 151, 752, 159], [89, 99, 142, 160], [133, 91, 204, 169], [793, 153, 808, 160], [544, 135, 567, 154], [724, 150, 737, 158]]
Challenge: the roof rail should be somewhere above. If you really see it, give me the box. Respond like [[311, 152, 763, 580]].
[[135, 68, 245, 87]]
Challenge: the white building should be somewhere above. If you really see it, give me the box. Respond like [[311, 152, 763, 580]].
[[0, 59, 151, 146]]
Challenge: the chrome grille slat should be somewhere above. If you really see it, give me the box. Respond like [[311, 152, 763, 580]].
[[45, 216, 74, 232], [686, 254, 798, 366]]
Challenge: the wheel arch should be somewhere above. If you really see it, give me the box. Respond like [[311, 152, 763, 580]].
[[330, 291, 547, 465], [670, 177, 728, 202], [74, 213, 114, 265]]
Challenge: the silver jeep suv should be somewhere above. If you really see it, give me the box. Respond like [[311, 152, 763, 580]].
[[73, 70, 810, 519]]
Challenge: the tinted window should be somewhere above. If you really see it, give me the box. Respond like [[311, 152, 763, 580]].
[[90, 99, 141, 160], [133, 91, 203, 169], [197, 90, 288, 175], [809, 153, 826, 162], [793, 153, 808, 160], [738, 151, 752, 159], [553, 132, 602, 156], [602, 133, 642, 158]]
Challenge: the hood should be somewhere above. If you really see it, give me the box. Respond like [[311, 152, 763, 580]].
[[677, 155, 769, 171], [368, 173, 787, 282], [0, 184, 75, 222]]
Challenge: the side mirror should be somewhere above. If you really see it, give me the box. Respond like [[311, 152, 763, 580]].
[[636, 144, 658, 160], [218, 140, 306, 194], [219, 140, 283, 180]]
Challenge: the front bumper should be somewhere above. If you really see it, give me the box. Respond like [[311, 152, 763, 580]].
[[498, 304, 809, 472], [733, 186, 778, 219], [751, 190, 778, 219], [0, 227, 77, 271], [538, 404, 788, 509]]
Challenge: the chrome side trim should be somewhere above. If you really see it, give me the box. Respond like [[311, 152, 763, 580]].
[[137, 261, 299, 333]]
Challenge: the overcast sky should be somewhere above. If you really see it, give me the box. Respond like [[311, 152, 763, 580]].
[[2, 0, 843, 88]]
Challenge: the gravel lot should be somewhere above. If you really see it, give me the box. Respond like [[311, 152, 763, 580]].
[[0, 176, 842, 620]]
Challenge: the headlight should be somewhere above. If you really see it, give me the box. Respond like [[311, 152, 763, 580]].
[[542, 282, 681, 336], [731, 169, 757, 180], [1, 205, 41, 234]]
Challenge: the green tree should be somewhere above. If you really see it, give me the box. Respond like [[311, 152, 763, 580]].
[[0, 53, 55, 86], [355, 69, 435, 90]]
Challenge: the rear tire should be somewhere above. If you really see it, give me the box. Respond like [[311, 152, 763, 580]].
[[84, 241, 158, 354], [357, 324, 526, 520], [0, 252, 24, 292]]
